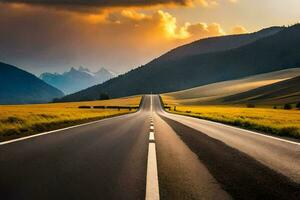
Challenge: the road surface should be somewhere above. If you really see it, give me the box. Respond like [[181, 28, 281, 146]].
[[0, 95, 299, 200]]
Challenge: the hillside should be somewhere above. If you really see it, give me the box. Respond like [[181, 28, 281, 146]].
[[221, 75, 300, 105], [157, 26, 283, 62], [58, 24, 300, 102], [162, 68, 300, 105], [40, 67, 116, 94], [0, 62, 64, 104]]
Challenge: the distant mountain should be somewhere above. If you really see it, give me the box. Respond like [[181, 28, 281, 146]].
[[58, 24, 300, 102], [0, 62, 64, 104], [221, 75, 300, 105], [40, 67, 116, 94]]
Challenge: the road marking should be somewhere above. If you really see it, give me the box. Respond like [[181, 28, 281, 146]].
[[0, 112, 138, 146], [149, 132, 155, 141], [150, 126, 154, 130], [166, 112, 300, 146], [146, 143, 160, 200]]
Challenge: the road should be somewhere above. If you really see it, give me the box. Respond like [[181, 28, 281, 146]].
[[0, 95, 299, 200]]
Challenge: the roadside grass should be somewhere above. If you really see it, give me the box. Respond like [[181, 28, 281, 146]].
[[0, 96, 141, 142], [161, 97, 300, 139]]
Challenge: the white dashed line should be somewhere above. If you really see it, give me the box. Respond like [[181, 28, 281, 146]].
[[149, 132, 155, 141], [145, 95, 160, 200], [146, 143, 160, 200]]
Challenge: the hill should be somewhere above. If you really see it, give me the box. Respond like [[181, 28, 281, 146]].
[[221, 75, 300, 105], [58, 24, 300, 102], [163, 68, 300, 105], [157, 26, 283, 62], [0, 62, 64, 104], [40, 67, 116, 94]]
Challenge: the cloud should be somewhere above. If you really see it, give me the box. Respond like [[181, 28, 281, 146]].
[[0, 0, 238, 12], [103, 9, 226, 40], [0, 0, 193, 9], [186, 22, 225, 38], [0, 3, 246, 74], [231, 25, 248, 34]]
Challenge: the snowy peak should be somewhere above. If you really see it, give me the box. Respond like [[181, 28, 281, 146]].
[[40, 67, 116, 94]]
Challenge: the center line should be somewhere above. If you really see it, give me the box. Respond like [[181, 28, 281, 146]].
[[149, 132, 155, 141], [146, 143, 160, 200]]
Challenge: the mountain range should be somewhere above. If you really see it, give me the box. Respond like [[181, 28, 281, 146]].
[[57, 24, 300, 102], [0, 62, 64, 104], [40, 67, 116, 94]]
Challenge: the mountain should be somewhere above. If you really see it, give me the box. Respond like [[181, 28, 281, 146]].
[[163, 68, 300, 105], [40, 67, 116, 94], [157, 26, 283, 62], [221, 75, 300, 105], [0, 62, 64, 104], [58, 24, 300, 102]]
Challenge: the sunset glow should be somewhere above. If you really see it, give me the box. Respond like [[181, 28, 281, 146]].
[[0, 0, 299, 74]]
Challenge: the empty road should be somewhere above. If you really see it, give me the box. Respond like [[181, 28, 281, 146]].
[[0, 95, 299, 200]]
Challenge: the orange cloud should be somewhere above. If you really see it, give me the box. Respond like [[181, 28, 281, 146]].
[[0, 0, 239, 13], [231, 25, 248, 34], [0, 3, 246, 74], [100, 9, 227, 40]]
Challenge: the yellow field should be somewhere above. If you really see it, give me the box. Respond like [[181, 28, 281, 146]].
[[162, 98, 300, 139], [0, 96, 141, 142]]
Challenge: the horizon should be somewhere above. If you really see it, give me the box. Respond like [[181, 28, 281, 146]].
[[0, 0, 300, 75]]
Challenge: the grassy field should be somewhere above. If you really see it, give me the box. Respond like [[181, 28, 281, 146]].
[[162, 97, 300, 139], [0, 96, 141, 142], [164, 68, 300, 105]]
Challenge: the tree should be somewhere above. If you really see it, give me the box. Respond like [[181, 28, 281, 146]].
[[99, 93, 110, 100], [284, 104, 292, 110]]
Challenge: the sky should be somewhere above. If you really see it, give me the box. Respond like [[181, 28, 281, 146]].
[[0, 0, 299, 75]]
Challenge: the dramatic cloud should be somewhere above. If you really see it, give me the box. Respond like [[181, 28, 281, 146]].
[[0, 2, 245, 74], [0, 0, 238, 12], [0, 0, 193, 9]]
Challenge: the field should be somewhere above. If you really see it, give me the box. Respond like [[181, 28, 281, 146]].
[[162, 97, 300, 139], [0, 96, 141, 142], [164, 68, 300, 105]]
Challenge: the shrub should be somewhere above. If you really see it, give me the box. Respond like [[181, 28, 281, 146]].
[[246, 104, 255, 108], [78, 106, 91, 109], [93, 106, 106, 109], [296, 102, 300, 109], [273, 106, 277, 109], [284, 104, 292, 110]]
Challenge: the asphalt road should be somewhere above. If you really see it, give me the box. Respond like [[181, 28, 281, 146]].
[[1, 95, 299, 200]]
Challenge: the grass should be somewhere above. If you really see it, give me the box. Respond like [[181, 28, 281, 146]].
[[0, 96, 141, 142], [162, 97, 300, 139]]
